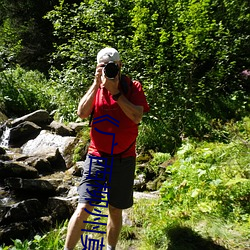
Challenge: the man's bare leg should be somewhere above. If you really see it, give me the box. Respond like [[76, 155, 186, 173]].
[[64, 203, 94, 250], [107, 204, 123, 249]]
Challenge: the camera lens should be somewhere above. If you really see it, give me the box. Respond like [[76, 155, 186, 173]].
[[104, 62, 119, 79]]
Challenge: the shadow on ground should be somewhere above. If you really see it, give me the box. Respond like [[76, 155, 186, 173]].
[[167, 226, 228, 250]]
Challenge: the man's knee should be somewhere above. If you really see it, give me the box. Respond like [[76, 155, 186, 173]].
[[108, 205, 122, 217], [74, 203, 94, 220]]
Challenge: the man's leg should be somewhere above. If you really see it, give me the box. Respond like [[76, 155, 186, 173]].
[[64, 203, 94, 250], [107, 204, 123, 249]]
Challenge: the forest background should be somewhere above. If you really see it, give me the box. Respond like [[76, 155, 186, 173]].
[[0, 0, 249, 153], [0, 0, 249, 249]]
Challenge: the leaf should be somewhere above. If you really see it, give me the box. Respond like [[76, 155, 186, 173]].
[[191, 188, 200, 198], [225, 178, 249, 186], [198, 202, 213, 213]]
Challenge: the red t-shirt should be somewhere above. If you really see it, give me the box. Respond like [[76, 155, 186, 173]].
[[88, 76, 150, 157]]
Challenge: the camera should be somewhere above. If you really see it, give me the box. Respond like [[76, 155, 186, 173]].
[[103, 61, 119, 79]]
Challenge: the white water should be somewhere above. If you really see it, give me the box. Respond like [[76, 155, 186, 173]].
[[0, 126, 10, 148]]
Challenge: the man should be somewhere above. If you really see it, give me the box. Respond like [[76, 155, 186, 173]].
[[64, 47, 149, 250]]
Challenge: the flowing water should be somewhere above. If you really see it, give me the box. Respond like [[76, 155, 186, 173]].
[[0, 126, 10, 148]]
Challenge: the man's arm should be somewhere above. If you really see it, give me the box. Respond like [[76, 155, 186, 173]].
[[77, 80, 99, 119], [77, 64, 103, 119], [116, 96, 143, 124], [103, 76, 144, 124]]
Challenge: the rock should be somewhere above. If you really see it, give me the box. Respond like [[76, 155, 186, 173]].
[[1, 199, 42, 224], [66, 161, 83, 177], [25, 156, 53, 174], [44, 148, 67, 170], [9, 121, 41, 147], [21, 130, 77, 168], [47, 197, 75, 221], [0, 147, 6, 155], [0, 222, 32, 245], [0, 161, 38, 179], [32, 216, 53, 233], [68, 121, 88, 133], [11, 109, 51, 127], [0, 109, 89, 245], [134, 173, 146, 191], [4, 178, 58, 196], [49, 120, 74, 136], [67, 186, 78, 198]]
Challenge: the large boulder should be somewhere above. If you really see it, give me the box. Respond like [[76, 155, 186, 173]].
[[0, 199, 42, 224], [21, 130, 77, 168], [9, 121, 41, 147], [4, 178, 58, 196], [0, 161, 38, 179], [11, 109, 51, 127]]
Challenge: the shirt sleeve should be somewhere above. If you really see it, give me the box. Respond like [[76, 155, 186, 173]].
[[129, 80, 150, 112]]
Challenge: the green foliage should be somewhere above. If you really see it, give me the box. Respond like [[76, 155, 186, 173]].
[[1, 0, 250, 152], [0, 66, 55, 116], [138, 117, 250, 249], [72, 127, 90, 163], [42, 0, 250, 152], [1, 221, 67, 250], [0, 18, 23, 70], [160, 117, 250, 221], [0, 0, 57, 72]]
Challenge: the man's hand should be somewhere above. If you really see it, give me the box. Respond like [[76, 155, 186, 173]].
[[95, 63, 104, 87], [101, 74, 120, 95]]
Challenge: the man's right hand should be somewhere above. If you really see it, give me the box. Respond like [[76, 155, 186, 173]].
[[95, 63, 105, 86]]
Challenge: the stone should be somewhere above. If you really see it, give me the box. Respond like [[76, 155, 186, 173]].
[[45, 148, 66, 170], [0, 222, 32, 245], [134, 173, 146, 191], [0, 161, 38, 179], [9, 121, 41, 147], [11, 109, 51, 127], [21, 130, 77, 168], [49, 120, 74, 136], [66, 161, 83, 177], [32, 216, 53, 233], [4, 178, 58, 196], [47, 197, 75, 221], [68, 121, 88, 133], [0, 111, 8, 124], [25, 156, 53, 174], [0, 147, 6, 155], [1, 199, 42, 224]]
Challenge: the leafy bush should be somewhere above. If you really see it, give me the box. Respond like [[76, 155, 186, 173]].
[[138, 117, 250, 249], [0, 66, 55, 116], [160, 117, 250, 221]]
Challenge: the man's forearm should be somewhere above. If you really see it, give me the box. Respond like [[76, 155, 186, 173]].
[[116, 95, 143, 124], [77, 81, 99, 119]]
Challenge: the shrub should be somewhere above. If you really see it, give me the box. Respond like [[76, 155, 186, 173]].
[[0, 66, 55, 116]]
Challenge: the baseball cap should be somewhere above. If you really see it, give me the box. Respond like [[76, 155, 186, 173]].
[[97, 47, 120, 63]]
